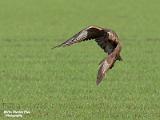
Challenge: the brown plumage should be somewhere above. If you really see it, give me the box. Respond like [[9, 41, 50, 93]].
[[53, 25, 122, 85]]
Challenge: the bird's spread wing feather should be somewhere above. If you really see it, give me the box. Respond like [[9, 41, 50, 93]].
[[53, 26, 105, 48], [96, 43, 121, 85]]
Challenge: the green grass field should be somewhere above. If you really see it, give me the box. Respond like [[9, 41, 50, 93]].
[[0, 0, 160, 119]]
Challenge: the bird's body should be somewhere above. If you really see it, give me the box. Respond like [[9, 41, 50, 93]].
[[53, 25, 122, 85]]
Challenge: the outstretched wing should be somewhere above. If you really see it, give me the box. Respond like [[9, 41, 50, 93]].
[[53, 26, 106, 48], [96, 43, 121, 85]]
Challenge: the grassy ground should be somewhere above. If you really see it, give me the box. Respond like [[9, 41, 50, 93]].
[[0, 0, 160, 119]]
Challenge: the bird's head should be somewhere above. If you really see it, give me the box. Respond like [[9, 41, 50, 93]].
[[107, 31, 117, 41]]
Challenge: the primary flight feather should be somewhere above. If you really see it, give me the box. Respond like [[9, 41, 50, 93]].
[[53, 25, 122, 85]]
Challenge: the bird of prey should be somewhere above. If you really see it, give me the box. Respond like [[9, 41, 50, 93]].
[[53, 25, 122, 85]]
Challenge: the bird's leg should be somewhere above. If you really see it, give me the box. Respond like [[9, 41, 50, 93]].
[[110, 64, 114, 69]]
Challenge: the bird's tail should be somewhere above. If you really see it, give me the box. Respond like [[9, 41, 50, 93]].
[[97, 57, 111, 85]]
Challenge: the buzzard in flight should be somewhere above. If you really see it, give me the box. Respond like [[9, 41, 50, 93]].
[[53, 25, 122, 85]]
